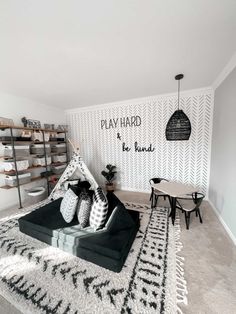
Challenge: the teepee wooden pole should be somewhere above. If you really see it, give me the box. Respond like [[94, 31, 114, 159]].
[[68, 138, 79, 152]]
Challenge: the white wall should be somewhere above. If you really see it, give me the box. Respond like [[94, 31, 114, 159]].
[[209, 67, 236, 243], [0, 91, 66, 211], [66, 88, 214, 195]]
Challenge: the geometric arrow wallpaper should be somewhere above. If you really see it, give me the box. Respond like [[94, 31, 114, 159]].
[[66, 88, 213, 196]]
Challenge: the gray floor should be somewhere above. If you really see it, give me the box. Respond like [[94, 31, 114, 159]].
[[0, 191, 236, 314]]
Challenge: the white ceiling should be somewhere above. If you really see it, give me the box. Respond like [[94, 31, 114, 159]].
[[0, 0, 236, 109]]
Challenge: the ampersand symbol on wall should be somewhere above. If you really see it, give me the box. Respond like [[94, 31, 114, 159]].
[[117, 133, 121, 140]]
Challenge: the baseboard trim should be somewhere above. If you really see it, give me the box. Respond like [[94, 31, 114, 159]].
[[208, 200, 236, 246], [119, 187, 149, 194]]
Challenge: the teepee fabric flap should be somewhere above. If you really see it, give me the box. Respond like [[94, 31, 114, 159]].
[[50, 152, 98, 199]]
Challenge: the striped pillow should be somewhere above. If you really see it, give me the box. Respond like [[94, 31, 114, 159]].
[[60, 188, 78, 223], [77, 191, 92, 228], [89, 187, 108, 230]]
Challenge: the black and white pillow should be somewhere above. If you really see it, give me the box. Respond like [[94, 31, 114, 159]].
[[60, 188, 78, 223], [89, 187, 108, 230], [77, 191, 92, 228]]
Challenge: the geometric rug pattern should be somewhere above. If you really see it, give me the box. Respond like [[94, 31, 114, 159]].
[[0, 202, 187, 314]]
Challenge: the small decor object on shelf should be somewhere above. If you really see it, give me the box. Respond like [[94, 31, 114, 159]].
[[57, 124, 68, 131], [165, 74, 191, 141], [19, 130, 32, 141], [21, 117, 27, 127], [101, 164, 117, 191], [50, 132, 57, 141], [57, 132, 65, 141], [31, 130, 43, 142], [27, 119, 41, 129], [44, 123, 54, 130], [0, 117, 14, 127]]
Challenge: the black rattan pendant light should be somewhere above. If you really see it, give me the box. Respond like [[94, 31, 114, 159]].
[[165, 74, 191, 141]]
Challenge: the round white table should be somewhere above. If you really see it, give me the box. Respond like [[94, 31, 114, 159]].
[[151, 181, 198, 225]]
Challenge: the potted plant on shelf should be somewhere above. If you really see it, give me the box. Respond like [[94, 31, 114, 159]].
[[101, 164, 117, 192]]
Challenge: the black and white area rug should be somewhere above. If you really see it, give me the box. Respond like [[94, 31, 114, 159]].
[[0, 201, 187, 314]]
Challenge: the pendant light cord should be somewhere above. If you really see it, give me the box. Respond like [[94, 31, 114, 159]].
[[177, 79, 180, 111], [175, 73, 183, 111]]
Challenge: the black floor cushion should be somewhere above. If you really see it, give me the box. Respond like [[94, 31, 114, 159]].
[[18, 193, 140, 272]]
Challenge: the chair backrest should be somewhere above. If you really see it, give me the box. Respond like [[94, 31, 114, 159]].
[[149, 177, 168, 185], [192, 192, 205, 208]]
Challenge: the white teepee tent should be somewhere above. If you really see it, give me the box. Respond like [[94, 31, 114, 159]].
[[50, 145, 98, 199]]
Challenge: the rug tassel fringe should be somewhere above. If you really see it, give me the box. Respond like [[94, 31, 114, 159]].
[[173, 215, 188, 312]]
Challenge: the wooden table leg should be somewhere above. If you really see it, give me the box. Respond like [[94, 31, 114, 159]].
[[171, 197, 176, 225], [169, 197, 173, 217], [151, 194, 154, 208], [169, 197, 177, 225]]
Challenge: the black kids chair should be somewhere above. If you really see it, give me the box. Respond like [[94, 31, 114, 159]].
[[149, 177, 170, 208], [176, 192, 205, 229]]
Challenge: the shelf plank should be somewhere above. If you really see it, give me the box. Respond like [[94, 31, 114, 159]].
[[0, 151, 67, 159], [0, 141, 66, 145], [0, 176, 44, 189], [0, 166, 46, 175], [0, 124, 68, 133], [0, 172, 64, 189], [51, 162, 67, 166], [0, 162, 67, 175]]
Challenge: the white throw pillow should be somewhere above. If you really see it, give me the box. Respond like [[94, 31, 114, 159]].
[[89, 187, 108, 230], [60, 188, 78, 223]]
